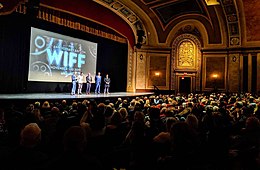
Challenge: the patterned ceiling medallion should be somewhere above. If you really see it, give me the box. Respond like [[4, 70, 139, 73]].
[[227, 14, 237, 22], [101, 0, 114, 5], [182, 25, 194, 32], [230, 37, 240, 45], [128, 15, 137, 23], [120, 7, 132, 17], [112, 2, 123, 10]]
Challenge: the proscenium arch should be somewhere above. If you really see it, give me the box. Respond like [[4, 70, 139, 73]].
[[93, 0, 159, 46]]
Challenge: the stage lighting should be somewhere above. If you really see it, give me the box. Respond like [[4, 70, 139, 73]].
[[137, 30, 145, 37], [135, 42, 142, 49], [136, 30, 146, 49]]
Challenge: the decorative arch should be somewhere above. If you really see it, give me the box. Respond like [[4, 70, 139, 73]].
[[171, 34, 202, 91], [166, 20, 209, 47], [93, 0, 159, 46]]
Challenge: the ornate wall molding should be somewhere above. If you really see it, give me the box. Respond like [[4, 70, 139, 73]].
[[127, 46, 133, 90], [219, 0, 241, 47], [94, 0, 147, 43], [171, 34, 201, 91]]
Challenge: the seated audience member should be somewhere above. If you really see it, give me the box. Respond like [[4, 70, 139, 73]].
[[235, 116, 260, 169], [152, 117, 178, 162], [46, 126, 103, 170], [4, 123, 49, 170]]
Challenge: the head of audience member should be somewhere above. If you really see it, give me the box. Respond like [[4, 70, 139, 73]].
[[118, 107, 128, 121], [51, 106, 60, 117], [185, 114, 199, 130], [153, 117, 178, 144], [166, 117, 178, 132], [90, 103, 105, 131], [61, 99, 67, 106], [42, 101, 50, 109], [110, 111, 123, 126], [245, 116, 260, 131], [71, 101, 78, 110], [104, 99, 110, 105], [20, 123, 41, 148], [170, 122, 199, 153], [63, 126, 87, 153], [34, 101, 41, 109], [104, 105, 114, 118], [134, 111, 145, 123], [25, 104, 34, 113], [120, 99, 128, 108]]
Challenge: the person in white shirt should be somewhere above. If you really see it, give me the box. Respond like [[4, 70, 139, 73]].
[[77, 72, 84, 95]]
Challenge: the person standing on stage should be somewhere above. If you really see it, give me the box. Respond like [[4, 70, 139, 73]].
[[104, 74, 111, 94], [77, 71, 84, 95], [86, 73, 92, 94], [95, 72, 101, 94], [71, 71, 77, 95]]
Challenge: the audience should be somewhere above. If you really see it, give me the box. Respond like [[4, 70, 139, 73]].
[[0, 92, 259, 170]]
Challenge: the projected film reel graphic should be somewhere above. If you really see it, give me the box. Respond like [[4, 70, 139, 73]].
[[31, 35, 54, 55], [31, 61, 52, 77], [89, 45, 97, 58]]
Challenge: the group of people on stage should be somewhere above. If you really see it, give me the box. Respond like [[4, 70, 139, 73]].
[[71, 71, 111, 95]]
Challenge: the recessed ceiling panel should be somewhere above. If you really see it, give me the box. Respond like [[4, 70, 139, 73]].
[[153, 0, 205, 25]]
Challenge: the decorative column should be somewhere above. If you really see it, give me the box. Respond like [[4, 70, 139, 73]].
[[248, 53, 252, 93], [257, 53, 260, 93]]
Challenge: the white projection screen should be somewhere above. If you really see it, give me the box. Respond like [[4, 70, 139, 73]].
[[28, 27, 97, 82]]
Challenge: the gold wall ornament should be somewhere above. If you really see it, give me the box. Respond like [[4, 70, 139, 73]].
[[177, 41, 195, 67], [139, 54, 143, 60], [232, 56, 237, 62]]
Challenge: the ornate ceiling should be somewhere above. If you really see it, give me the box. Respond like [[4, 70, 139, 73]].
[[1, 0, 260, 47]]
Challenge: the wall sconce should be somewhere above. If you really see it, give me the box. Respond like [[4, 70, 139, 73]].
[[212, 74, 218, 79], [212, 73, 219, 92], [155, 72, 160, 76]]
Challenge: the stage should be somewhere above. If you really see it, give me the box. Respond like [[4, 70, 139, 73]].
[[0, 92, 154, 109], [0, 92, 154, 100]]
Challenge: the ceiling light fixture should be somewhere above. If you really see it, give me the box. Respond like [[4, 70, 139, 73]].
[[205, 0, 220, 6]]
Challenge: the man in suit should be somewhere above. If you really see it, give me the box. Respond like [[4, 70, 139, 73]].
[[95, 72, 101, 94], [86, 73, 92, 94], [104, 74, 111, 94], [71, 71, 77, 95]]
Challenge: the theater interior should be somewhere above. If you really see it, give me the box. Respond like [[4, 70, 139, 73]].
[[0, 1, 260, 170], [0, 0, 260, 94]]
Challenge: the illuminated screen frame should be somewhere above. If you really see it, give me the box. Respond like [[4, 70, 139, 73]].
[[28, 27, 97, 83]]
